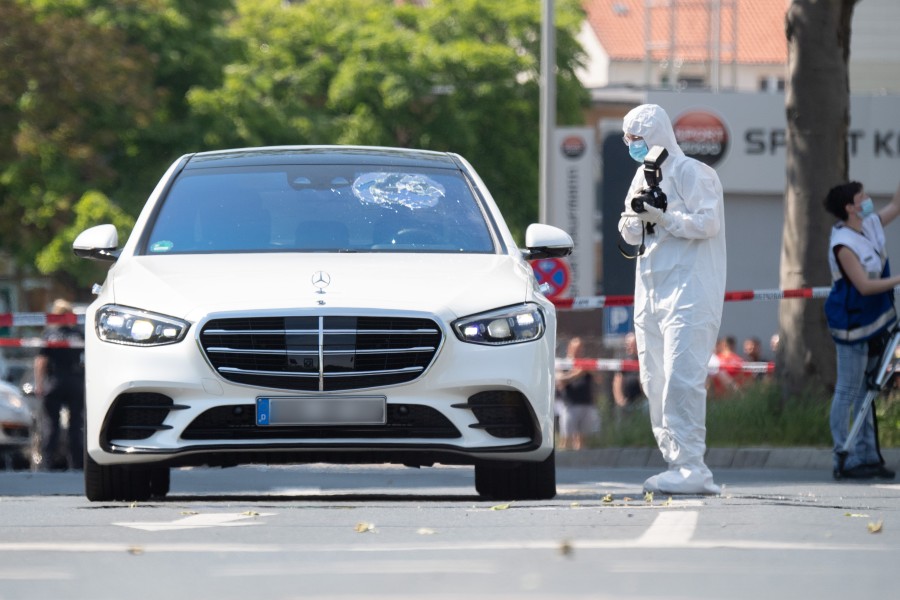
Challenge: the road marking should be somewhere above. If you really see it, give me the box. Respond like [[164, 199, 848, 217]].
[[0, 567, 73, 580], [0, 537, 885, 554], [874, 483, 900, 490], [636, 510, 698, 546], [113, 512, 274, 531], [211, 560, 498, 577], [0, 542, 280, 553], [473, 498, 706, 511]]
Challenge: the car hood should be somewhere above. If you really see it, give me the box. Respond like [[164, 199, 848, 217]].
[[107, 253, 537, 322], [0, 382, 30, 424]]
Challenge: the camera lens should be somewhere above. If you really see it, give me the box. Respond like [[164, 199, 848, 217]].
[[630, 188, 668, 214], [631, 191, 649, 213]]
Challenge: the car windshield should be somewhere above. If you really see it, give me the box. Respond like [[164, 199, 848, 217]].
[[142, 164, 495, 254]]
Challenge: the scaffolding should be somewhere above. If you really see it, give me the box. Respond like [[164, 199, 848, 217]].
[[643, 0, 738, 91]]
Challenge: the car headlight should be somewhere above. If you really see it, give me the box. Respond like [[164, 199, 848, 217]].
[[453, 303, 545, 346], [95, 305, 190, 346], [0, 391, 25, 412]]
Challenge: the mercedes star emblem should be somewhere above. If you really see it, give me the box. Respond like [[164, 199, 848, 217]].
[[311, 270, 331, 293]]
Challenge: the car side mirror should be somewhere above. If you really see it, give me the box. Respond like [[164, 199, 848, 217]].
[[73, 224, 120, 262], [522, 223, 573, 260]]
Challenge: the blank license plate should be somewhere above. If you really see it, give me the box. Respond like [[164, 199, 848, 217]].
[[256, 396, 386, 426]]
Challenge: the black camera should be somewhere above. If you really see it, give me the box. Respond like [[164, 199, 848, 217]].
[[630, 145, 669, 214]]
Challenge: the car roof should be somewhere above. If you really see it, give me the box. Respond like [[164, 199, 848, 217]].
[[183, 146, 462, 170]]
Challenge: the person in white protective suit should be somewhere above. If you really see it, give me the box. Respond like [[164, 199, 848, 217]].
[[617, 104, 727, 495]]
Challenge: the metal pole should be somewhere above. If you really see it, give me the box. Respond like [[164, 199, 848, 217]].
[[644, 0, 651, 87], [539, 0, 555, 225], [668, 0, 677, 88], [711, 0, 721, 92]]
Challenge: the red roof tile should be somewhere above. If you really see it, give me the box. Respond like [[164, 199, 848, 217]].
[[583, 0, 787, 65]]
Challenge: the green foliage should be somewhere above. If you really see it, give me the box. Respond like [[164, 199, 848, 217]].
[[0, 0, 157, 270], [591, 381, 900, 448], [1, 0, 589, 292], [875, 391, 900, 448], [24, 0, 237, 213], [704, 382, 832, 447], [35, 191, 135, 287], [188, 0, 589, 240]]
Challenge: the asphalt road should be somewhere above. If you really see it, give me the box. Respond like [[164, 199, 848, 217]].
[[0, 463, 897, 600]]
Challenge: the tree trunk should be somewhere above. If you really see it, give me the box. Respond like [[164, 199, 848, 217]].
[[779, 0, 858, 399]]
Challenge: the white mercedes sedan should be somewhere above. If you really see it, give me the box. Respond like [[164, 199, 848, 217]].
[[73, 146, 572, 501]]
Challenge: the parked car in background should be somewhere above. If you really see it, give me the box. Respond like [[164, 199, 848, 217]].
[[0, 380, 34, 470], [73, 145, 573, 502]]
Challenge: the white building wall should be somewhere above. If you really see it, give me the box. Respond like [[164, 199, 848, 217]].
[[575, 20, 610, 88], [850, 0, 900, 94], [593, 52, 784, 93], [606, 62, 644, 87], [580, 0, 900, 94]]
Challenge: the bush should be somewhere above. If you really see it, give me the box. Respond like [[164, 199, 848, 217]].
[[705, 381, 831, 447], [588, 380, 900, 448]]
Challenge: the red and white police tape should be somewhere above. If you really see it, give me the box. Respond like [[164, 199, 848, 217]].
[[555, 357, 774, 375], [549, 285, 822, 373], [0, 285, 843, 349], [0, 312, 84, 348], [0, 338, 84, 349], [551, 285, 832, 310], [0, 313, 83, 327]]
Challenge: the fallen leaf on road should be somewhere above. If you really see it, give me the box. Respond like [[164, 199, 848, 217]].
[[601, 494, 613, 503], [241, 511, 260, 517], [355, 522, 375, 533], [868, 520, 883, 534], [644, 491, 653, 503], [845, 513, 869, 518], [127, 546, 144, 555], [559, 540, 573, 556], [490, 503, 511, 511]]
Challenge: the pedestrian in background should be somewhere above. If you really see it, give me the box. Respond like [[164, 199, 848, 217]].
[[34, 299, 85, 471], [555, 336, 600, 450], [709, 335, 746, 397], [741, 336, 768, 382], [618, 103, 726, 495], [824, 181, 900, 480], [742, 336, 763, 363]]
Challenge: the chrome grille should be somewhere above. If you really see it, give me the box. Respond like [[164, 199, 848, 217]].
[[200, 316, 442, 391]]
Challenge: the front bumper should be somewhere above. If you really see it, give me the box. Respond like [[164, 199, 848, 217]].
[[85, 310, 556, 467]]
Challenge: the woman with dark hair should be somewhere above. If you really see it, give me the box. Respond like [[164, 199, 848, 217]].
[[823, 181, 900, 480]]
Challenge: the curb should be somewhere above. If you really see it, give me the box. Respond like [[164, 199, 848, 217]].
[[556, 447, 900, 470]]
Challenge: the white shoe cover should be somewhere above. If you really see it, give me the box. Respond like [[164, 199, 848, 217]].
[[643, 466, 721, 496]]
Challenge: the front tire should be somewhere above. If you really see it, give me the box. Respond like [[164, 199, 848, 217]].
[[84, 450, 170, 501], [474, 451, 557, 500]]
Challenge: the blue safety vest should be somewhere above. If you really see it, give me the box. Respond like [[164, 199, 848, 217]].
[[825, 219, 897, 344]]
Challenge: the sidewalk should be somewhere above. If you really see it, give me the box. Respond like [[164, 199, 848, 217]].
[[556, 447, 900, 470]]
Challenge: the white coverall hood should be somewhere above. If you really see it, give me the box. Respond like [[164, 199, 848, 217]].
[[618, 104, 727, 495], [622, 103, 685, 162]]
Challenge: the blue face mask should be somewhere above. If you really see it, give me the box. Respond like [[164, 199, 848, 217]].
[[628, 138, 649, 163], [860, 197, 875, 218]]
